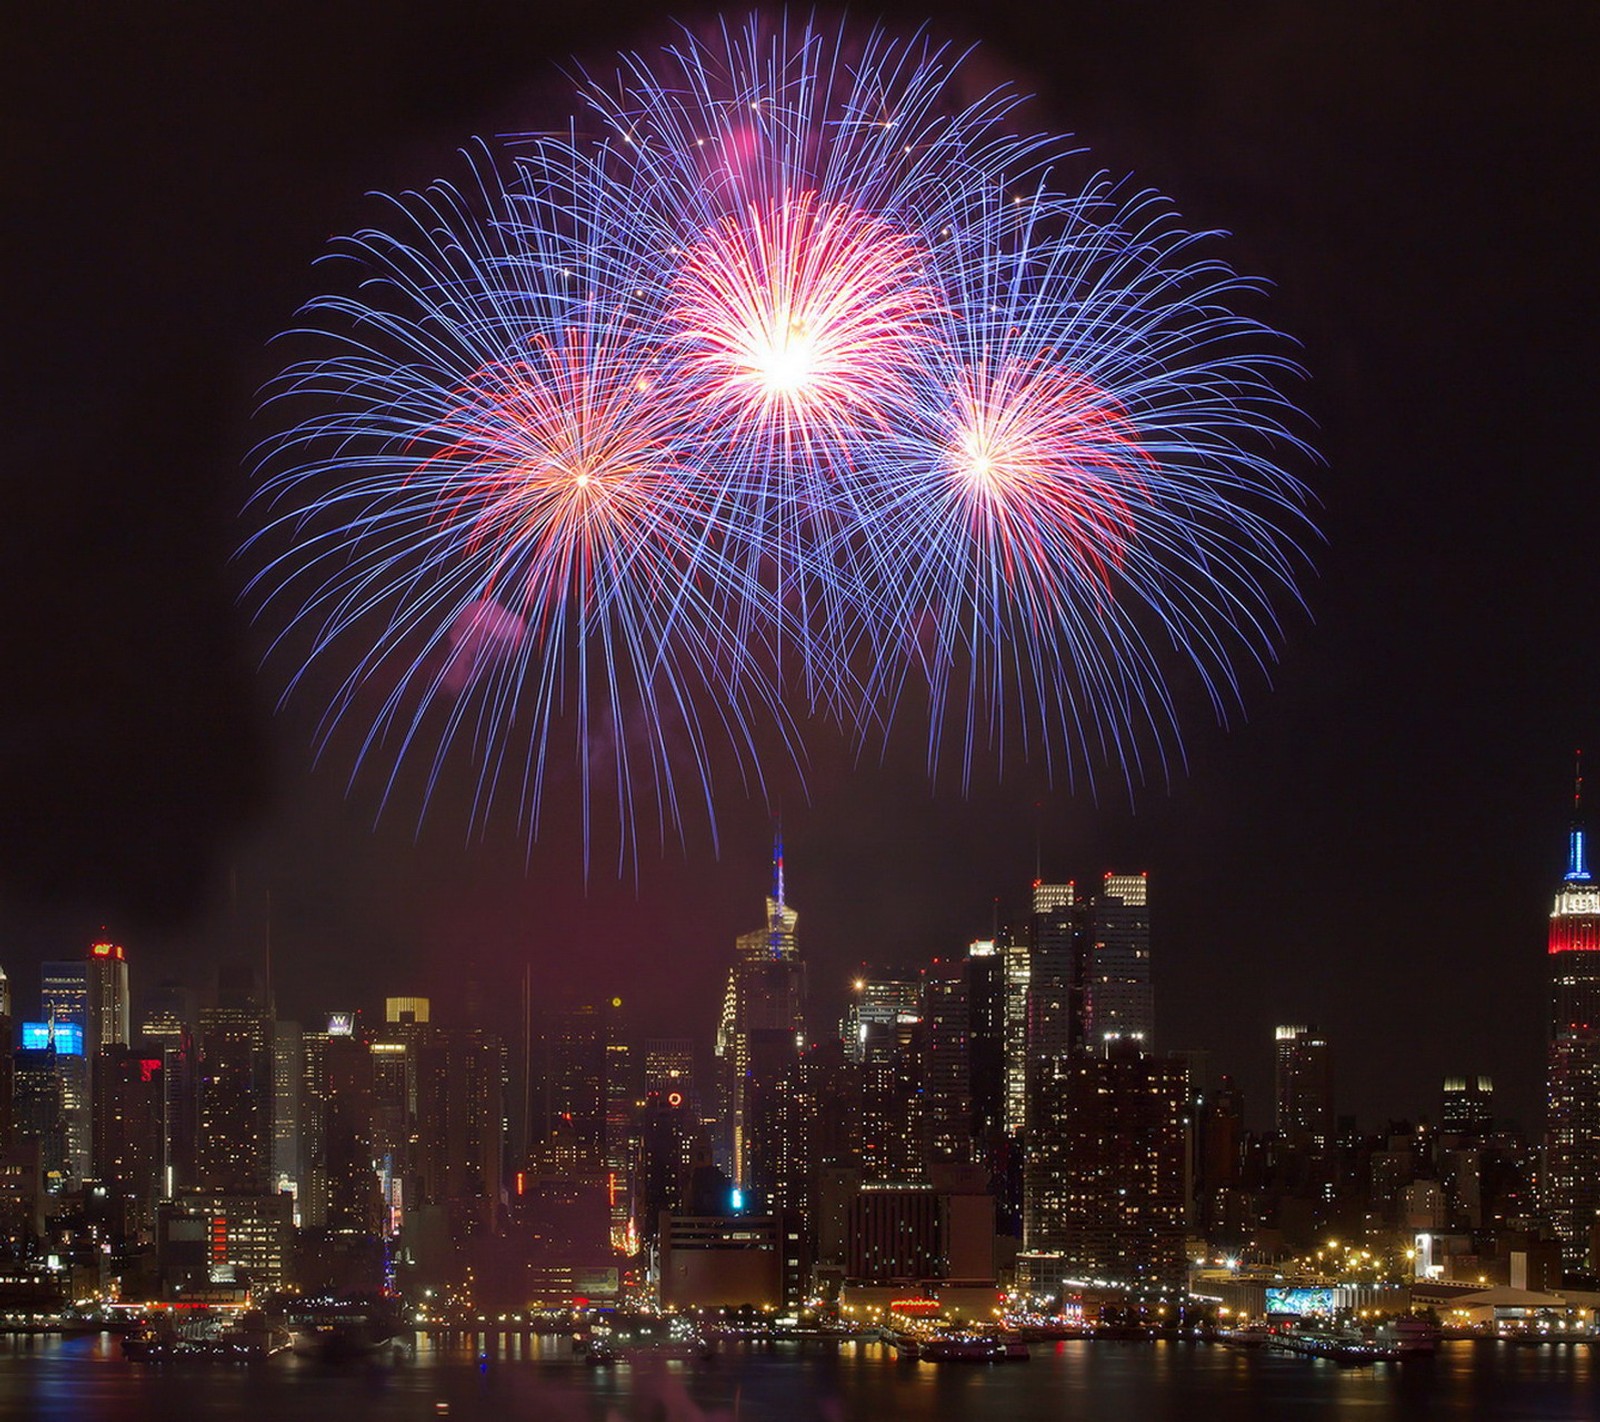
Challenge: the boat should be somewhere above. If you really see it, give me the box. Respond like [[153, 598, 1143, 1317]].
[[920, 1331, 1027, 1363], [1392, 1317, 1439, 1357]]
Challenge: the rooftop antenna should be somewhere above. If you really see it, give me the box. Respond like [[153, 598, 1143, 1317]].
[[1033, 800, 1043, 883], [264, 887, 274, 1013], [769, 816, 786, 959], [1568, 750, 1590, 883]]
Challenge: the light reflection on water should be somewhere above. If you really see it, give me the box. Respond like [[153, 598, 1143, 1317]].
[[0, 1334, 1593, 1422]]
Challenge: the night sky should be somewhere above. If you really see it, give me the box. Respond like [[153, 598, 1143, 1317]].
[[6, 2, 1597, 1133]]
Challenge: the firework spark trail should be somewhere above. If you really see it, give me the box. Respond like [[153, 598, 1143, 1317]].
[[242, 14, 1316, 863], [860, 175, 1315, 793]]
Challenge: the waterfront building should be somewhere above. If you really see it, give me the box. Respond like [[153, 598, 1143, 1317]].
[[155, 1188, 294, 1295], [658, 1212, 787, 1309], [1023, 1039, 1188, 1293]]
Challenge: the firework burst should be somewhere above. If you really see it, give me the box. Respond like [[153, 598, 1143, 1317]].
[[243, 14, 1315, 862]]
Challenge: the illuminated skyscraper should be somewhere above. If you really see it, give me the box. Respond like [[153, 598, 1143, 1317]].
[[921, 957, 974, 1165], [1274, 1024, 1333, 1151], [85, 940, 131, 1054], [965, 940, 1007, 1145], [1001, 928, 1030, 1135], [842, 973, 919, 1064], [90, 1045, 164, 1230], [716, 832, 806, 1186], [643, 1039, 695, 1099], [1547, 775, 1600, 1272], [1027, 881, 1080, 1067], [1441, 1075, 1495, 1137], [39, 960, 91, 1182], [196, 970, 274, 1193], [412, 1027, 504, 1241], [1086, 873, 1154, 1047]]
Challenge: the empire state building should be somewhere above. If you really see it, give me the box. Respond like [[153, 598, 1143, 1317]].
[[1547, 774, 1600, 1272]]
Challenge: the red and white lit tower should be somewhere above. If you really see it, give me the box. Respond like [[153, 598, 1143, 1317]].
[[1547, 759, 1600, 1272]]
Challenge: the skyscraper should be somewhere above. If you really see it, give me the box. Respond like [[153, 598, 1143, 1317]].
[[196, 971, 274, 1193], [1441, 1075, 1495, 1137], [85, 940, 131, 1054], [1086, 873, 1154, 1047], [921, 956, 975, 1165], [965, 940, 1007, 1146], [1026, 881, 1080, 1066], [39, 958, 91, 1182], [1001, 928, 1030, 1135], [715, 832, 805, 1186], [1023, 1039, 1188, 1293], [1547, 778, 1600, 1272], [90, 1045, 164, 1230], [1274, 1024, 1334, 1151]]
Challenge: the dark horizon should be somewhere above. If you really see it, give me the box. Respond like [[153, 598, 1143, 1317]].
[[6, 1, 1598, 1137]]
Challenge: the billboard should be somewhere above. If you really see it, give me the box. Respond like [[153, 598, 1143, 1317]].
[[1264, 1286, 1334, 1317], [21, 1022, 85, 1055]]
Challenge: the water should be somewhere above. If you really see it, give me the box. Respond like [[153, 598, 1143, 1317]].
[[1, 1333, 1595, 1421]]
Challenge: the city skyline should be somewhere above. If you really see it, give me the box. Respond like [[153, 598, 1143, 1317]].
[[6, 0, 1599, 1148]]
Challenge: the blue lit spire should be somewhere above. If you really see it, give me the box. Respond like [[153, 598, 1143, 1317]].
[[772, 819, 785, 912], [1567, 751, 1591, 883]]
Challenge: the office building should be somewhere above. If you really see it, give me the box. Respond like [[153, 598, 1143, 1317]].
[[85, 940, 131, 1054], [921, 958, 974, 1165], [196, 975, 274, 1194], [1086, 873, 1154, 1047], [1547, 788, 1600, 1271], [1023, 1040, 1188, 1292], [1441, 1075, 1495, 1138], [39, 959, 91, 1182], [90, 1045, 164, 1231], [1274, 1024, 1334, 1151], [842, 974, 920, 1065], [1027, 881, 1081, 1072]]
